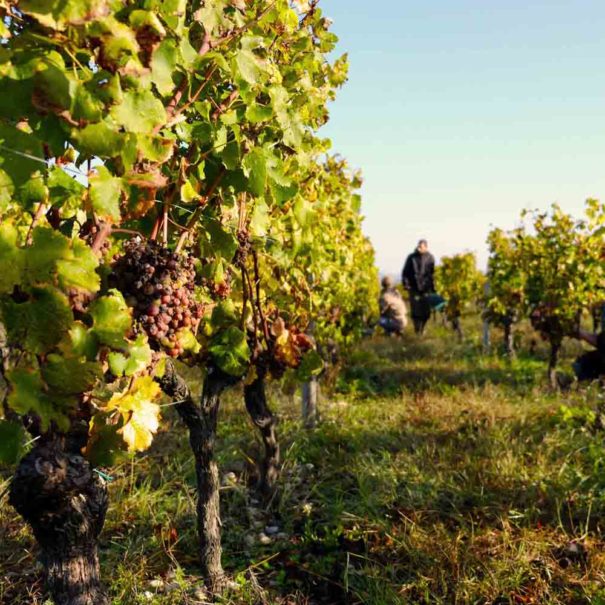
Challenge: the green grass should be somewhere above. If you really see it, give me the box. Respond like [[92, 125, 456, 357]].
[[3, 316, 605, 604]]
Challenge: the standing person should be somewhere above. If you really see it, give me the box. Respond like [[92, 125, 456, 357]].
[[378, 276, 408, 336], [402, 239, 435, 335]]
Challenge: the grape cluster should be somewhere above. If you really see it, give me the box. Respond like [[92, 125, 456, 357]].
[[207, 273, 232, 299], [199, 260, 233, 299], [111, 239, 204, 357]]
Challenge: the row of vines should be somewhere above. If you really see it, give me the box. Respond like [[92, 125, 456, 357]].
[[0, 1, 378, 604], [435, 200, 605, 386]]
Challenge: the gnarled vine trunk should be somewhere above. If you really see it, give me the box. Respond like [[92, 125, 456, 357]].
[[503, 321, 515, 357], [548, 340, 561, 390], [244, 374, 280, 498], [451, 317, 463, 341], [158, 362, 235, 592], [9, 438, 109, 605]]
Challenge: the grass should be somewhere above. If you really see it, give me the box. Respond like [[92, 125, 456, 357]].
[[3, 316, 605, 604]]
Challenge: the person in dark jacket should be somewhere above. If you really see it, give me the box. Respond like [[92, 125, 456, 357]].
[[571, 328, 605, 381], [402, 239, 435, 335]]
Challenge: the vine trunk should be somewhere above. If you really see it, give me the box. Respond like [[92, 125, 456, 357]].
[[548, 340, 561, 390], [503, 321, 515, 357], [244, 374, 280, 498], [158, 362, 234, 591], [9, 437, 109, 605]]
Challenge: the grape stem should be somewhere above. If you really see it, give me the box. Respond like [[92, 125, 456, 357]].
[[211, 89, 239, 121], [91, 222, 112, 255], [165, 215, 189, 231], [112, 228, 145, 237], [242, 265, 259, 352], [252, 249, 271, 345], [238, 195, 249, 330], [26, 202, 47, 245], [166, 65, 218, 127], [150, 215, 161, 241], [240, 265, 249, 331], [175, 168, 227, 252], [163, 31, 213, 124], [214, 2, 278, 50]]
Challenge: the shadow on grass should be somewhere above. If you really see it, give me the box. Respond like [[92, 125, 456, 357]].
[[338, 330, 540, 396], [267, 414, 604, 603], [338, 361, 541, 396]]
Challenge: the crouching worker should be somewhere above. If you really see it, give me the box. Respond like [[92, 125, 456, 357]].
[[378, 276, 408, 336], [571, 328, 605, 381]]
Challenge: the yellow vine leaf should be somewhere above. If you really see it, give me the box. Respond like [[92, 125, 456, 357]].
[[106, 376, 161, 452], [275, 328, 300, 368]]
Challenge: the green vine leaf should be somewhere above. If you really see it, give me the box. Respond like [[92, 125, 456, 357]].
[[0, 420, 26, 465], [209, 327, 250, 377], [243, 147, 267, 197], [89, 166, 123, 222], [1, 286, 73, 354], [111, 90, 167, 133], [7, 368, 73, 431], [89, 289, 132, 349], [0, 224, 23, 294], [108, 334, 152, 377], [41, 354, 102, 395], [18, 0, 112, 30]]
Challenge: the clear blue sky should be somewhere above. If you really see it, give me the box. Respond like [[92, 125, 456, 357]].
[[320, 1, 605, 274]]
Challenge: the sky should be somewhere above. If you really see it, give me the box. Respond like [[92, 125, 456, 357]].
[[319, 1, 605, 274]]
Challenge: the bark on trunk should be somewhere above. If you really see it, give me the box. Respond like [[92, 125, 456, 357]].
[[548, 341, 561, 390], [503, 322, 515, 357], [243, 374, 280, 498], [9, 438, 109, 605], [157, 362, 235, 592], [302, 376, 319, 429], [452, 317, 463, 341]]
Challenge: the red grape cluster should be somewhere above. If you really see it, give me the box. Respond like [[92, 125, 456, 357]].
[[111, 239, 204, 357], [206, 273, 232, 299], [199, 260, 233, 299]]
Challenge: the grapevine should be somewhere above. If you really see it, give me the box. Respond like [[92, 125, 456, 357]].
[[435, 252, 484, 339], [486, 201, 605, 382], [520, 202, 605, 386], [485, 227, 527, 356]]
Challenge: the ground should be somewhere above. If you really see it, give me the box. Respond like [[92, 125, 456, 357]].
[[3, 316, 605, 604]]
